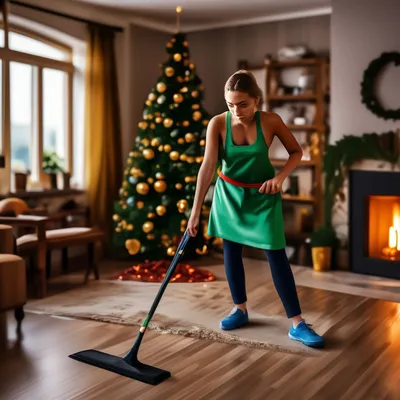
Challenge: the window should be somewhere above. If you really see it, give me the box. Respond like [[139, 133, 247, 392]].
[[0, 23, 81, 191]]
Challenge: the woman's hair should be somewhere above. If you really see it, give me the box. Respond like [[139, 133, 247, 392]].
[[224, 70, 263, 100]]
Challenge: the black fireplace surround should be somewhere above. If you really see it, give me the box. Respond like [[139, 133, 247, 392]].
[[349, 170, 400, 280]]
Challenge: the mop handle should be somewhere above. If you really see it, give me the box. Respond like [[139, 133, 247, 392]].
[[140, 230, 191, 331]]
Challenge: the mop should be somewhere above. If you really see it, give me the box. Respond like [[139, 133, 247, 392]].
[[69, 231, 192, 385]]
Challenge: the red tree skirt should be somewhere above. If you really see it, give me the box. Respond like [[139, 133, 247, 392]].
[[116, 259, 216, 283]]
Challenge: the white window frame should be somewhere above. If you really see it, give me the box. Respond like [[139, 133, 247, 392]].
[[0, 20, 75, 191]]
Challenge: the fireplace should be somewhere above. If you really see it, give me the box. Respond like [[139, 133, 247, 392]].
[[349, 170, 400, 279]]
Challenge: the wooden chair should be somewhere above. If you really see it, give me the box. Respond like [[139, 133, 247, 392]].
[[0, 224, 26, 334], [0, 198, 104, 298]]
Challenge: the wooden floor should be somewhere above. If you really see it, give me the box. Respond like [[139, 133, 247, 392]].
[[1, 256, 400, 400]]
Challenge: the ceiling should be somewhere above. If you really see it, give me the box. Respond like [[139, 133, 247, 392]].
[[74, 0, 332, 32]]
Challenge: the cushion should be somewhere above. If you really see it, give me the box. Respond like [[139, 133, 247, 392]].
[[0, 198, 29, 216], [16, 227, 104, 248]]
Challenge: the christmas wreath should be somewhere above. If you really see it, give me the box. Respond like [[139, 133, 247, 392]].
[[360, 51, 400, 120]]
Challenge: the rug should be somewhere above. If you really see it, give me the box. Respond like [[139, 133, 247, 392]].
[[26, 279, 320, 356]]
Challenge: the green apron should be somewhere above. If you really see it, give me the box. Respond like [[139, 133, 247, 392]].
[[207, 111, 286, 250]]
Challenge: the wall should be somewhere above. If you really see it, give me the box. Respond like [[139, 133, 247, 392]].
[[331, 0, 400, 143], [330, 0, 400, 250], [187, 15, 330, 116]]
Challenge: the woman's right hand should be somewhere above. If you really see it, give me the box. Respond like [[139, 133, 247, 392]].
[[187, 213, 200, 237]]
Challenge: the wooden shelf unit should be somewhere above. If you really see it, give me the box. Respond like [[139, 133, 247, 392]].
[[264, 57, 330, 229]]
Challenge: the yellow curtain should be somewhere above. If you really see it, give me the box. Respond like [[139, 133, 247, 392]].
[[84, 24, 122, 245]]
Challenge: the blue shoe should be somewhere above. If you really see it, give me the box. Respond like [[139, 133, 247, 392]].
[[220, 307, 249, 330], [288, 321, 324, 348]]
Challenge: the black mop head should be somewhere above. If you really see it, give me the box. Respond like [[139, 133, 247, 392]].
[[69, 350, 171, 385]]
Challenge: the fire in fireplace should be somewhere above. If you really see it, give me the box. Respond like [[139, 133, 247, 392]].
[[369, 197, 400, 261], [349, 170, 400, 279]]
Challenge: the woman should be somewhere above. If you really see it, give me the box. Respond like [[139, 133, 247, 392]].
[[187, 70, 324, 348]]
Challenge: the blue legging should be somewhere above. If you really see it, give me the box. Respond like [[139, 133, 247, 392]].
[[223, 239, 302, 319]]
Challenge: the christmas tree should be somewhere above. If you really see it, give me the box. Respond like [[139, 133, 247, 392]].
[[112, 13, 215, 269]]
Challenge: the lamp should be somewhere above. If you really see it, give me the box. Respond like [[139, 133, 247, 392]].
[[0, 155, 5, 169]]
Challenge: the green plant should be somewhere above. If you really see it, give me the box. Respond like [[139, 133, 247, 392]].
[[310, 225, 337, 247], [42, 151, 64, 173], [323, 130, 399, 227]]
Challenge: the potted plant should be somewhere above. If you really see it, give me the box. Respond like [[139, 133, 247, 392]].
[[11, 161, 30, 192], [310, 225, 337, 271], [42, 151, 64, 189]]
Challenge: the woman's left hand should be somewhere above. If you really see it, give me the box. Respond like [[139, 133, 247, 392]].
[[259, 174, 285, 194]]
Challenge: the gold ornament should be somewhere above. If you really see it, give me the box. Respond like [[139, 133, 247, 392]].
[[148, 93, 157, 101], [125, 239, 141, 255], [185, 133, 195, 142], [177, 76, 184, 83], [175, 183, 183, 190], [142, 221, 154, 233], [143, 149, 155, 160], [163, 144, 172, 153], [163, 118, 174, 128], [130, 167, 143, 178], [177, 199, 188, 213], [193, 111, 202, 121], [138, 121, 148, 129], [180, 154, 188, 161], [115, 227, 121, 232], [173, 93, 184, 103], [183, 41, 188, 47], [169, 151, 180, 161], [127, 224, 134, 230], [156, 82, 167, 93], [192, 104, 200, 110], [166, 42, 172, 48], [127, 158, 132, 165], [156, 205, 167, 216], [203, 119, 209, 126], [155, 117, 163, 124], [184, 176, 196, 183], [150, 123, 156, 129], [136, 182, 149, 195], [180, 86, 188, 93], [136, 201, 144, 209], [178, 138, 185, 144], [187, 157, 194, 164], [122, 181, 128, 188], [147, 177, 154, 184], [154, 180, 167, 193], [147, 212, 156, 219], [189, 63, 195, 70], [155, 172, 165, 180], [144, 113, 153, 120], [182, 121, 190, 127], [161, 234, 169, 241], [196, 156, 204, 163], [141, 138, 150, 147], [120, 220, 127, 229], [200, 139, 205, 146], [147, 234, 155, 240], [145, 100, 152, 106], [191, 90, 199, 98], [195, 245, 208, 255], [151, 138, 160, 146], [173, 53, 182, 62], [113, 214, 120, 222], [158, 145, 164, 152], [167, 246, 177, 256], [165, 67, 175, 77]]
